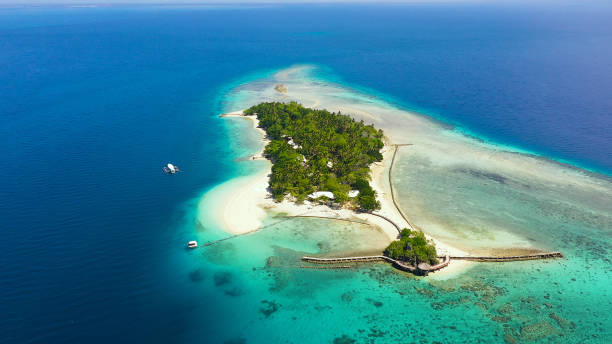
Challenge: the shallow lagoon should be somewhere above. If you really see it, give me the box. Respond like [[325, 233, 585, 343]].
[[184, 66, 611, 343]]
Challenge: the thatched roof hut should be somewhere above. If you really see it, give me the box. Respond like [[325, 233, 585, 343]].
[[417, 262, 432, 272]]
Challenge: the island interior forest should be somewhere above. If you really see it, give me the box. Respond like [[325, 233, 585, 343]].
[[245, 102, 384, 211]]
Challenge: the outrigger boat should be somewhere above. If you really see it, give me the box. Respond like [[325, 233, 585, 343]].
[[163, 163, 180, 174]]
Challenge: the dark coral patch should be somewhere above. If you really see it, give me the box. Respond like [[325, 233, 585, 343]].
[[366, 298, 383, 308], [457, 168, 508, 184], [520, 321, 560, 341], [224, 287, 244, 297], [259, 300, 280, 318], [341, 291, 355, 303], [333, 335, 356, 344], [214, 271, 233, 287], [188, 269, 205, 283]]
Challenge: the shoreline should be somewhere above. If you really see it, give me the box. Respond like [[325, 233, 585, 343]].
[[220, 111, 269, 160], [208, 111, 473, 277]]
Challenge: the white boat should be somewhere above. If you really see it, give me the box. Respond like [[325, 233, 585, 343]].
[[187, 241, 198, 248], [163, 163, 180, 174]]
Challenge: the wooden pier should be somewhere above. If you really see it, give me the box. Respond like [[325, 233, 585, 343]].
[[388, 144, 418, 230], [368, 212, 402, 234], [302, 251, 562, 275], [201, 229, 260, 247], [300, 265, 352, 270], [301, 255, 452, 274], [301, 255, 453, 274], [289, 215, 372, 226], [198, 210, 317, 248], [302, 255, 391, 264], [449, 251, 563, 262]]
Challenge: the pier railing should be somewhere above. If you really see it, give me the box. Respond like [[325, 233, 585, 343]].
[[448, 251, 563, 262], [301, 251, 563, 275]]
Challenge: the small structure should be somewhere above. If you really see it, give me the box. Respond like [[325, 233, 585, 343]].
[[348, 190, 360, 198], [308, 191, 335, 199], [287, 138, 302, 150], [163, 163, 180, 174], [187, 241, 198, 248], [417, 262, 432, 275]]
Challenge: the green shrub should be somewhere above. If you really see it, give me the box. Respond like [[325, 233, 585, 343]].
[[384, 228, 438, 265]]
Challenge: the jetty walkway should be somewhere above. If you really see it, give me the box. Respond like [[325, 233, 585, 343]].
[[198, 211, 314, 248], [200, 212, 401, 248], [356, 143, 416, 237], [302, 251, 562, 275], [449, 251, 563, 262], [302, 254, 451, 275], [388, 144, 417, 230], [368, 212, 402, 234], [201, 229, 260, 247], [288, 215, 371, 226]]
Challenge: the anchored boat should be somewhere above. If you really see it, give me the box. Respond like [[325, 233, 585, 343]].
[[163, 163, 180, 174]]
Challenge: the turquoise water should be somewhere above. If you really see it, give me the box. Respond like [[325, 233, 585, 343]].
[[2, 4, 611, 344], [182, 66, 612, 343]]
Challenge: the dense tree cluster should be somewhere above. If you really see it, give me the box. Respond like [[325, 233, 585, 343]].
[[245, 102, 383, 211], [384, 228, 439, 265]]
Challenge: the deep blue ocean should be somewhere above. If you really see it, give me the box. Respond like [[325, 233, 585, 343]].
[[1, 3, 611, 343]]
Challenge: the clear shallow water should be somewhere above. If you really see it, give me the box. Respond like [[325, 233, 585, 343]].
[[1, 3, 611, 344], [210, 65, 612, 344]]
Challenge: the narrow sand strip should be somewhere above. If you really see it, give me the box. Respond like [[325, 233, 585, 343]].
[[198, 169, 270, 235]]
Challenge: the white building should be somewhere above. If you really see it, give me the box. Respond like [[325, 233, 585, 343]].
[[308, 191, 335, 199]]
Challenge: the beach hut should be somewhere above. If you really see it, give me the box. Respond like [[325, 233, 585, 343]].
[[287, 138, 302, 150], [308, 191, 335, 199], [417, 262, 432, 275], [348, 190, 360, 198]]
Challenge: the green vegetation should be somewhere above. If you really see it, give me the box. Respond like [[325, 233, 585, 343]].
[[384, 228, 439, 265], [245, 101, 383, 211]]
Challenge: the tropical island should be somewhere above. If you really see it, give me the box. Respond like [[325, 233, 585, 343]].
[[216, 98, 563, 276], [242, 101, 442, 270], [245, 102, 384, 211]]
